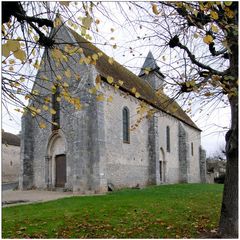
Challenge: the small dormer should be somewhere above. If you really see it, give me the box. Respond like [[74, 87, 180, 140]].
[[138, 51, 165, 91]]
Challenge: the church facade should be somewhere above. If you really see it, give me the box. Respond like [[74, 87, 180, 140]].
[[20, 23, 206, 193]]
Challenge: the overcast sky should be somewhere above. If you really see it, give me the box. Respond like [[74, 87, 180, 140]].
[[1, 2, 231, 157]]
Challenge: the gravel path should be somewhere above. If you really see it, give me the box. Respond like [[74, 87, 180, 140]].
[[2, 190, 98, 207]]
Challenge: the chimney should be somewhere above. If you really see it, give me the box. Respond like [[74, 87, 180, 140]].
[[138, 51, 165, 91]]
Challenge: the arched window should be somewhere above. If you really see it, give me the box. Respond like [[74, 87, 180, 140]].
[[123, 107, 130, 143], [191, 142, 194, 156], [166, 126, 170, 152], [52, 85, 60, 131]]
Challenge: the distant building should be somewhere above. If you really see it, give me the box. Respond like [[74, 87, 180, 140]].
[[206, 158, 226, 183], [2, 130, 20, 183]]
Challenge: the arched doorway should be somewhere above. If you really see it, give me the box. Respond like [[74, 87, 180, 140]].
[[159, 148, 166, 183], [46, 132, 66, 188]]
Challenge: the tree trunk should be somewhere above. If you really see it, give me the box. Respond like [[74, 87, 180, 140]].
[[218, 95, 238, 238]]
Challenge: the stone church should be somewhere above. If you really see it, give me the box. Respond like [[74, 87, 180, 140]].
[[20, 23, 206, 193]]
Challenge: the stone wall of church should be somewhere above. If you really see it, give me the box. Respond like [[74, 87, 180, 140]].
[[99, 81, 202, 188], [184, 123, 201, 183], [101, 82, 150, 189], [20, 25, 107, 193], [156, 112, 180, 183]]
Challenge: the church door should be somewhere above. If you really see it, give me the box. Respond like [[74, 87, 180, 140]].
[[55, 154, 66, 187]]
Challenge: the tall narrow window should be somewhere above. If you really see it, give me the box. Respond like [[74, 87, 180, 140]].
[[123, 107, 130, 143], [191, 142, 194, 156], [52, 85, 60, 131], [166, 126, 170, 152]]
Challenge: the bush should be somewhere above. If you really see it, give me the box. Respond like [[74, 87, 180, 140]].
[[214, 174, 225, 184]]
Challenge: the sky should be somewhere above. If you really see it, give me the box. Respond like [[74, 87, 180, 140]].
[[1, 2, 231, 157]]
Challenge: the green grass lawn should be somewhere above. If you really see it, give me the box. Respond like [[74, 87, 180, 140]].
[[2, 184, 223, 238]]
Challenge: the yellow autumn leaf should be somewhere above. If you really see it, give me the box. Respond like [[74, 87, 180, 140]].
[[56, 75, 62, 81], [84, 57, 91, 64], [82, 16, 93, 29], [44, 97, 51, 103], [13, 82, 20, 87], [95, 75, 101, 84], [203, 35, 213, 44], [33, 60, 40, 69], [36, 108, 41, 114], [25, 94, 31, 100], [50, 108, 57, 115], [52, 122, 58, 126], [39, 122, 46, 129], [108, 57, 114, 64], [63, 82, 69, 88], [43, 105, 48, 111], [75, 74, 81, 81], [211, 25, 219, 33], [51, 85, 57, 94], [107, 96, 113, 102], [144, 69, 149, 75], [77, 47, 83, 54], [224, 1, 232, 6], [7, 39, 20, 52], [96, 94, 105, 101], [20, 77, 25, 82], [32, 90, 39, 95], [152, 4, 159, 15], [135, 92, 140, 98], [56, 96, 61, 102], [131, 87, 136, 93], [54, 17, 62, 27], [13, 49, 26, 61], [210, 11, 219, 20], [92, 53, 98, 61], [59, 1, 71, 6], [118, 80, 124, 86], [9, 59, 15, 64], [95, 83, 100, 90], [98, 52, 103, 57], [64, 69, 71, 78], [88, 87, 97, 94], [2, 43, 10, 58], [52, 48, 63, 60], [193, 33, 199, 38], [107, 76, 114, 84], [204, 92, 213, 97], [225, 9, 234, 18], [33, 35, 39, 42]]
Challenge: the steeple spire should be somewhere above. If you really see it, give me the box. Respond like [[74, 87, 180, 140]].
[[138, 51, 160, 76], [138, 51, 165, 91]]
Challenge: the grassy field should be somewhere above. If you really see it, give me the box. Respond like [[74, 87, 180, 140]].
[[2, 184, 223, 238]]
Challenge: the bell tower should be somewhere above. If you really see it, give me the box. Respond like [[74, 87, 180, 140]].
[[138, 51, 165, 91]]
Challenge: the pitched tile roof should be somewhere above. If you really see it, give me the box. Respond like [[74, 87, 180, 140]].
[[2, 131, 20, 146], [67, 27, 200, 131]]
